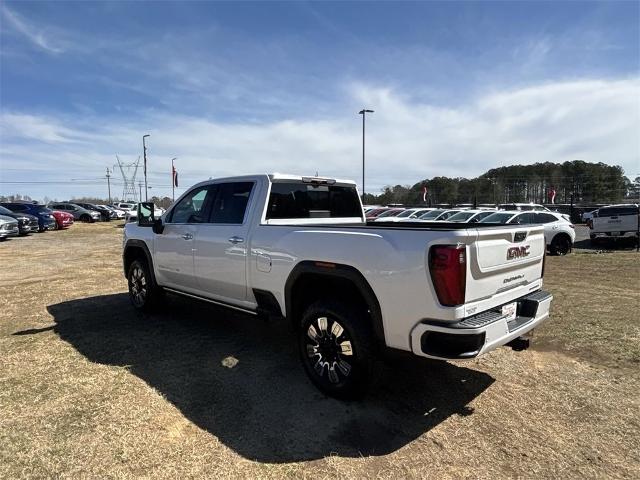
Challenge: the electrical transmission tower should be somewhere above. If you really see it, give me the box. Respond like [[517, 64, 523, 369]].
[[115, 155, 141, 202]]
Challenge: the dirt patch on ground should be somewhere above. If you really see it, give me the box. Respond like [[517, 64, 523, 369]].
[[1, 223, 638, 478]]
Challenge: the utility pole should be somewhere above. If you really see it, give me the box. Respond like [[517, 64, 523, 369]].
[[358, 109, 374, 201], [138, 181, 143, 202], [106, 168, 112, 204], [143, 134, 150, 202]]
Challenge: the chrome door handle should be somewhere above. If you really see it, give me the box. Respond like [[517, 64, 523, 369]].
[[182, 233, 193, 240], [228, 236, 244, 244]]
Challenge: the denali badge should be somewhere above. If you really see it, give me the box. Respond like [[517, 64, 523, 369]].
[[507, 245, 530, 260]]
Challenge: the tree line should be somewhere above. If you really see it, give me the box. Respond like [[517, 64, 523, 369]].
[[363, 161, 638, 206]]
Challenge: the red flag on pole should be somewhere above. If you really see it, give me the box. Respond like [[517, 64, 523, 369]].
[[422, 185, 428, 203], [172, 165, 178, 187], [549, 187, 556, 204]]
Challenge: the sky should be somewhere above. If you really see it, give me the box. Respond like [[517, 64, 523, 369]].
[[1, 1, 639, 201]]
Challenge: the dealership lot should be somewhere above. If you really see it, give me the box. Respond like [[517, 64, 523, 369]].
[[1, 223, 638, 478]]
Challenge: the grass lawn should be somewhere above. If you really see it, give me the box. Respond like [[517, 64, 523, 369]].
[[1, 223, 638, 478]]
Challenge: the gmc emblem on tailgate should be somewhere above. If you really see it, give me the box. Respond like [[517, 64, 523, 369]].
[[507, 245, 530, 260]]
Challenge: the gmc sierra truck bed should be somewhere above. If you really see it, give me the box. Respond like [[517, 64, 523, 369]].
[[123, 173, 552, 398]]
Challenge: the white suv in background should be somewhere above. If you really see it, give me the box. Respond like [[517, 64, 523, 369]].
[[481, 210, 575, 255]]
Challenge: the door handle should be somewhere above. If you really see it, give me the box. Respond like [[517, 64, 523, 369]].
[[182, 233, 193, 240], [228, 236, 244, 244]]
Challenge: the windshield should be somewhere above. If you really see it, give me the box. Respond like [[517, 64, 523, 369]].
[[439, 210, 461, 220], [396, 209, 415, 218], [448, 211, 475, 222], [32, 205, 52, 213], [376, 209, 402, 218], [479, 212, 516, 224], [418, 209, 445, 220], [0, 206, 14, 215]]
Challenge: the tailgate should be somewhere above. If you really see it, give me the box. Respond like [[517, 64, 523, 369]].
[[466, 225, 545, 304]]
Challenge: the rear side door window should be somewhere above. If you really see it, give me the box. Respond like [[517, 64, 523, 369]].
[[209, 182, 254, 224], [510, 213, 535, 224], [535, 213, 558, 224]]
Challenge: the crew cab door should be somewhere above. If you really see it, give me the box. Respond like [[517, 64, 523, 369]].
[[193, 181, 255, 306], [154, 185, 214, 290]]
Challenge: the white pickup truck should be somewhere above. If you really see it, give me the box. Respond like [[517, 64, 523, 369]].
[[123, 174, 552, 398]]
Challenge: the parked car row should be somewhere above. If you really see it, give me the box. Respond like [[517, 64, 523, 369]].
[[364, 203, 576, 255], [0, 200, 142, 242], [0, 202, 72, 240], [0, 200, 171, 241]]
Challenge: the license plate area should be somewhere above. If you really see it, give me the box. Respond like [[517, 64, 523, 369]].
[[501, 302, 517, 321]]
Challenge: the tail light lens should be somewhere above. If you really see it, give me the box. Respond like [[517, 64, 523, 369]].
[[429, 245, 466, 306]]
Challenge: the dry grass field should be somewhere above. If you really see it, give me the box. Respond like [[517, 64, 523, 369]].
[[1, 222, 639, 479]]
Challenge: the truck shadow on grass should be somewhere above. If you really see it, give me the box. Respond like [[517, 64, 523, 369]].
[[43, 293, 494, 463]]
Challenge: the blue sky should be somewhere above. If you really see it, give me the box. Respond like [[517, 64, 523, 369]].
[[1, 1, 639, 200]]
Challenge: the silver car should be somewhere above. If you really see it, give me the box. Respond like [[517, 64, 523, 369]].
[[0, 215, 19, 240]]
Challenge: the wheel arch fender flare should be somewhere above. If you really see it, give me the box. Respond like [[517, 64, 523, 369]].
[[123, 239, 158, 285], [284, 260, 385, 344]]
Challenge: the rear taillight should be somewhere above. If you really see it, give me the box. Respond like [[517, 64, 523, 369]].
[[429, 245, 466, 306]]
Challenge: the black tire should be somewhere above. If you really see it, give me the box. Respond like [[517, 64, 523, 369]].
[[80, 214, 92, 223], [127, 259, 163, 312], [298, 300, 376, 399], [550, 234, 572, 256]]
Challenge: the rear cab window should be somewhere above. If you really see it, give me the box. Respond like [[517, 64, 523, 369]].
[[264, 181, 362, 224], [598, 206, 637, 217]]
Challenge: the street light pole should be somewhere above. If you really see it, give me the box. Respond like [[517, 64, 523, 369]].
[[358, 109, 374, 201], [138, 181, 143, 202], [143, 134, 150, 202]]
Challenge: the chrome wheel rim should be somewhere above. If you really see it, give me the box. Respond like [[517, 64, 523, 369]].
[[129, 266, 147, 307], [305, 316, 353, 384]]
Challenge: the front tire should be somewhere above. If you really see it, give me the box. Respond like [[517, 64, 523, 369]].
[[298, 300, 375, 399], [127, 259, 163, 311]]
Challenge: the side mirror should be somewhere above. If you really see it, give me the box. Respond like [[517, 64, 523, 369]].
[[138, 202, 155, 227]]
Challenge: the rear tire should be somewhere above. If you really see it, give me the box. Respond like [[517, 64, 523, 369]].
[[127, 259, 163, 312], [298, 299, 375, 399], [550, 234, 571, 256]]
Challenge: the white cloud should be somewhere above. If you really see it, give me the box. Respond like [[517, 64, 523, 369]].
[[1, 78, 639, 200], [1, 5, 64, 54]]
